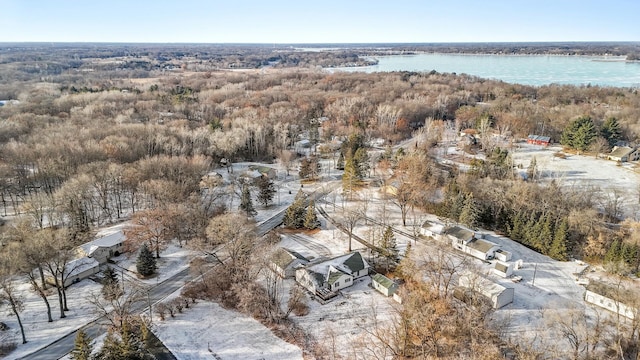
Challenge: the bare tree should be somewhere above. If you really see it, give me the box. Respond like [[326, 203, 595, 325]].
[[341, 206, 362, 252], [125, 207, 178, 258], [0, 255, 27, 344]]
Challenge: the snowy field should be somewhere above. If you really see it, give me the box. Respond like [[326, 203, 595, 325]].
[[152, 299, 303, 360], [511, 143, 640, 219], [1, 280, 103, 360]]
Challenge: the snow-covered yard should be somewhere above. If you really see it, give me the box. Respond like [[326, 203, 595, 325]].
[[152, 299, 303, 360], [1, 280, 103, 360]]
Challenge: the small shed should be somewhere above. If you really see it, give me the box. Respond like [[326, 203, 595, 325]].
[[371, 273, 399, 297], [494, 249, 512, 262], [420, 221, 445, 240], [527, 135, 551, 146], [493, 261, 514, 278], [64, 257, 100, 287]]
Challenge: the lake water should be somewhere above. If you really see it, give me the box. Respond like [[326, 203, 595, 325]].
[[335, 53, 640, 87]]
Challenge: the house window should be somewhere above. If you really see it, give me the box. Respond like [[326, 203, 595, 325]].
[[335, 281, 339, 287], [345, 278, 350, 282]]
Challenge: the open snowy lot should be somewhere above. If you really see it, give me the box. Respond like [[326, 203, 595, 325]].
[[152, 299, 303, 360]]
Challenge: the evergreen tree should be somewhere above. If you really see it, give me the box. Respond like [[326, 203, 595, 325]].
[[71, 330, 93, 360], [604, 239, 621, 264], [342, 155, 358, 200], [136, 244, 157, 277], [283, 191, 306, 229], [254, 175, 276, 207], [380, 226, 399, 272], [459, 193, 480, 229], [239, 183, 256, 216], [561, 116, 597, 152], [537, 214, 554, 253], [526, 156, 537, 181], [303, 200, 319, 230], [601, 116, 622, 147], [549, 219, 569, 261], [353, 147, 370, 178], [336, 152, 345, 170], [102, 267, 121, 300]]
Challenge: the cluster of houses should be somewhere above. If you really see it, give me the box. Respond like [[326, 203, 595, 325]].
[[420, 221, 516, 308], [270, 249, 373, 301]]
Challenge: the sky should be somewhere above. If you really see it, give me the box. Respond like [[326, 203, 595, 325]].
[[1, 0, 639, 43]]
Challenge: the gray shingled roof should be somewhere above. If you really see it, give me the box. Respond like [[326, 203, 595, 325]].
[[466, 238, 498, 253]]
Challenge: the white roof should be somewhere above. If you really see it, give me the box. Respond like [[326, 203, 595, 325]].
[[66, 257, 100, 277], [459, 271, 509, 298], [80, 231, 124, 255]]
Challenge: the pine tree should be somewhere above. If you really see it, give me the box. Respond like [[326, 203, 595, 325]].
[[136, 244, 157, 277], [102, 267, 121, 300], [549, 218, 569, 261], [459, 193, 480, 229], [255, 175, 276, 207], [71, 330, 93, 360], [601, 116, 622, 147], [336, 152, 345, 170], [303, 200, 319, 229], [527, 156, 537, 181], [561, 116, 596, 152], [380, 226, 399, 272], [342, 155, 358, 200], [283, 191, 306, 229], [353, 147, 370, 178], [239, 183, 256, 216], [604, 239, 621, 264], [537, 214, 554, 254]]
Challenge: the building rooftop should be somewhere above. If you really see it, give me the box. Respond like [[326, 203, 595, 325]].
[[466, 238, 499, 254], [445, 226, 475, 241], [371, 273, 398, 290]]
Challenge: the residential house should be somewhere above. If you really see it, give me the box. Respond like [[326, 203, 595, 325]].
[[459, 272, 514, 309], [270, 248, 309, 278], [607, 146, 640, 162], [58, 257, 100, 287], [79, 231, 125, 264], [447, 226, 500, 261], [295, 252, 369, 300], [526, 135, 551, 146], [371, 273, 398, 297]]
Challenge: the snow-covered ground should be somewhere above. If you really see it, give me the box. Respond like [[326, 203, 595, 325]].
[[1, 280, 103, 360], [152, 299, 303, 360]]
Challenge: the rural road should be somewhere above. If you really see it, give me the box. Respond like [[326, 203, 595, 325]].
[[21, 268, 193, 360]]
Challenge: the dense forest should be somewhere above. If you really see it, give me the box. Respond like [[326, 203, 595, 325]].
[[2, 44, 640, 359]]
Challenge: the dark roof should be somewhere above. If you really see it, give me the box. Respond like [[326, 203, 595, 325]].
[[466, 238, 499, 253], [495, 262, 509, 273], [445, 226, 475, 241], [343, 252, 368, 273]]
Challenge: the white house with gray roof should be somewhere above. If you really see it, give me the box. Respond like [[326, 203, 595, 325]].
[[295, 251, 369, 300], [79, 231, 125, 264], [447, 226, 500, 261]]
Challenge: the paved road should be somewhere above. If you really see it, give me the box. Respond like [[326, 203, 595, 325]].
[[21, 268, 192, 360]]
